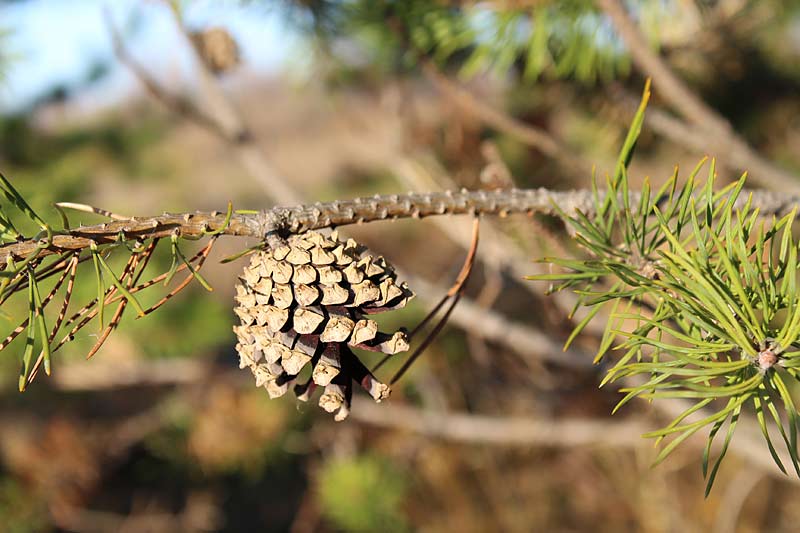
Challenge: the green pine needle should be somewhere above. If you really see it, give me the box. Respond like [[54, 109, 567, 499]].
[[531, 81, 800, 492]]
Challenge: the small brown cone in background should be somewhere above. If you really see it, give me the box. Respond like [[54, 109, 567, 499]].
[[189, 27, 240, 75], [233, 230, 414, 420]]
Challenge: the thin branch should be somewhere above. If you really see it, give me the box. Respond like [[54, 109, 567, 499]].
[[349, 397, 800, 487], [405, 272, 594, 370], [598, 0, 800, 192], [596, 0, 729, 133], [390, 294, 461, 385], [421, 62, 592, 178], [2, 187, 798, 264], [386, 219, 480, 383], [164, 48, 305, 204], [105, 8, 222, 137], [163, 1, 245, 142], [11, 344, 793, 494], [107, 5, 303, 206], [639, 97, 796, 192], [0, 209, 255, 263], [608, 86, 725, 154], [349, 396, 653, 447], [410, 217, 480, 340]]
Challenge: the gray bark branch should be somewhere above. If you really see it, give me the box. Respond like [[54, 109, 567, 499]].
[[3, 187, 799, 263]]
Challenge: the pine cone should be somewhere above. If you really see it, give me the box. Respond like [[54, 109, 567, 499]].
[[233, 230, 414, 420], [189, 27, 240, 75]]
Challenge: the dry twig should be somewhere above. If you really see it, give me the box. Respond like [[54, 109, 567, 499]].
[[597, 0, 800, 192], [105, 7, 302, 205], [349, 397, 653, 447], [421, 62, 592, 178]]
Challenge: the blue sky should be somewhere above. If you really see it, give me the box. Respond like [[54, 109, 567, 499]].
[[0, 0, 298, 111]]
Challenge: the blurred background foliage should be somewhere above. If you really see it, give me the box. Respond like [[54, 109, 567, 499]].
[[3, 0, 800, 531]]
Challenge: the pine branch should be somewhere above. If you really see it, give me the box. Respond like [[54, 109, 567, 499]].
[[3, 187, 798, 264]]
